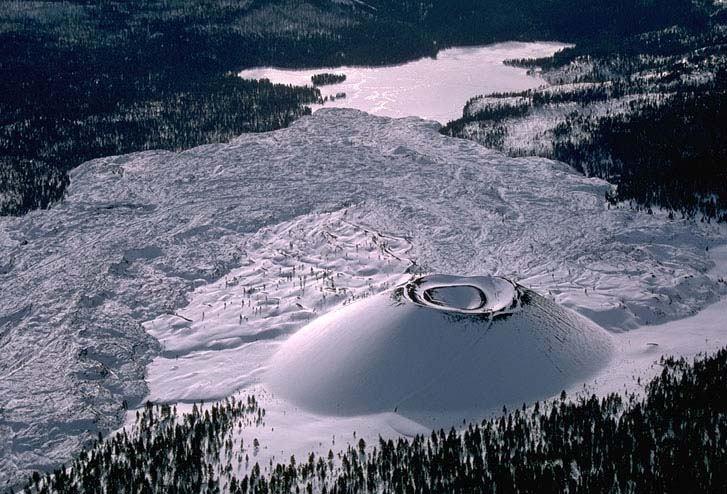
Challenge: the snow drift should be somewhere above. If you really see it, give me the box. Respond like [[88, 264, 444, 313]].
[[266, 274, 614, 417]]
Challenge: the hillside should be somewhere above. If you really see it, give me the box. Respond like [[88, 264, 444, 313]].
[[442, 8, 727, 220], [2, 109, 725, 488]]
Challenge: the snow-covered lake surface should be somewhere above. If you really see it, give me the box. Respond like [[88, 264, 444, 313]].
[[238, 42, 566, 123], [2, 109, 726, 487]]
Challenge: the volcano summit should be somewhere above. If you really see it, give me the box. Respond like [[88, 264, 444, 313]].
[[267, 274, 615, 417]]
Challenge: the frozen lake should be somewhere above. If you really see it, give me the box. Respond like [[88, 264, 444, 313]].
[[238, 42, 567, 123]]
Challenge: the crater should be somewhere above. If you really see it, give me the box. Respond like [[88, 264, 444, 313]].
[[423, 285, 485, 310], [404, 274, 517, 315]]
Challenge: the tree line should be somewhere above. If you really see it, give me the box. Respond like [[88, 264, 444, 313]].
[[311, 74, 347, 87]]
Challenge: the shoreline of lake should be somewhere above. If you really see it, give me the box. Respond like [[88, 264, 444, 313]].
[[238, 41, 568, 124]]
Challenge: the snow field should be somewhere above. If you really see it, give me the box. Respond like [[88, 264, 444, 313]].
[[2, 108, 725, 486], [143, 209, 413, 403]]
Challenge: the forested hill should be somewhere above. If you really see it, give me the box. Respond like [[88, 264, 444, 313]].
[[442, 2, 727, 221], [1, 0, 713, 216]]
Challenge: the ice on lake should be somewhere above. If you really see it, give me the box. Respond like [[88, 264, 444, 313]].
[[238, 42, 567, 123]]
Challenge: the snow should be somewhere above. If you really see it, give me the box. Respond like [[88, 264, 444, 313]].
[[238, 42, 566, 123], [143, 209, 413, 403], [426, 285, 483, 309], [409, 274, 517, 313], [576, 243, 727, 399], [462, 92, 667, 160], [267, 275, 614, 420], [1, 108, 726, 487]]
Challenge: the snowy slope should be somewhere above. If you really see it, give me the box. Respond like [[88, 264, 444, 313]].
[[267, 275, 614, 418], [144, 209, 414, 403], [1, 108, 725, 487]]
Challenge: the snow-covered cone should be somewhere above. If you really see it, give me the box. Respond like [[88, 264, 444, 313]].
[[266, 274, 614, 417]]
